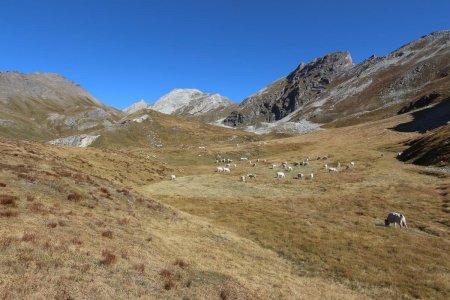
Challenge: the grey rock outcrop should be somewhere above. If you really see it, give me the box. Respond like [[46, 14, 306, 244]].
[[47, 134, 100, 147]]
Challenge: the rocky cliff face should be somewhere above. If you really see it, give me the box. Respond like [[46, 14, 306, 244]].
[[225, 30, 450, 130]]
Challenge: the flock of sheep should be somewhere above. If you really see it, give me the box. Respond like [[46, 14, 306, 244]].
[[169, 152, 408, 229], [214, 155, 355, 182]]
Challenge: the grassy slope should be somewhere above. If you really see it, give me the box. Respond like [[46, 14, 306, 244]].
[[0, 138, 359, 299], [93, 110, 260, 149], [141, 113, 450, 299], [0, 96, 122, 141]]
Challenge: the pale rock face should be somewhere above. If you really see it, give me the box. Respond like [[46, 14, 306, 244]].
[[47, 134, 100, 147], [151, 89, 233, 116], [122, 99, 149, 115], [132, 114, 150, 123]]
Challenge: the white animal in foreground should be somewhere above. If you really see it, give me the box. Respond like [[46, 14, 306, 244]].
[[297, 172, 304, 179], [385, 212, 407, 228], [223, 167, 231, 173], [277, 172, 285, 178], [216, 167, 224, 172], [170, 175, 176, 180], [240, 176, 246, 182]]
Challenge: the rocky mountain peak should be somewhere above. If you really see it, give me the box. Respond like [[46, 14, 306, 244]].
[[151, 88, 233, 116], [122, 99, 149, 115]]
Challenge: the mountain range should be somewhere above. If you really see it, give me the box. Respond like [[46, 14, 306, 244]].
[[0, 30, 448, 154]]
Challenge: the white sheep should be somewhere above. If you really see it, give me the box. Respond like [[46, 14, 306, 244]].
[[350, 161, 355, 167], [309, 173, 314, 180], [271, 164, 277, 169], [247, 173, 256, 179], [297, 172, 304, 179], [328, 167, 338, 172], [223, 167, 231, 173], [170, 175, 176, 180], [240, 157, 248, 161], [287, 166, 293, 172], [277, 172, 285, 178], [384, 212, 407, 228], [216, 167, 224, 172], [240, 176, 246, 182]]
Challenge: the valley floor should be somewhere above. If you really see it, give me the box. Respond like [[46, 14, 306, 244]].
[[140, 114, 450, 299], [0, 113, 448, 299]]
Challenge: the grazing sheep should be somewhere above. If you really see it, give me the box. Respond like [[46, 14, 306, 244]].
[[240, 157, 248, 161], [226, 163, 231, 167], [216, 167, 224, 172], [240, 176, 246, 182], [324, 164, 328, 170], [322, 156, 328, 160], [297, 172, 304, 179], [271, 164, 277, 169], [233, 164, 237, 168], [287, 166, 293, 172], [294, 161, 300, 166], [309, 173, 314, 180], [328, 167, 338, 172], [170, 175, 176, 180], [256, 159, 260, 162], [384, 212, 407, 228], [215, 160, 219, 163], [223, 167, 231, 173], [247, 173, 256, 179], [350, 161, 355, 167], [317, 156, 321, 160], [252, 163, 257, 167], [277, 172, 285, 178]]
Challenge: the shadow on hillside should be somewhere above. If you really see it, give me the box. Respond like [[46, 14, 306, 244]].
[[391, 99, 450, 133]]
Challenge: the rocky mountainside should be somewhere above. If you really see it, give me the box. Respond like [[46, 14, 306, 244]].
[[224, 30, 450, 132], [0, 71, 122, 141]]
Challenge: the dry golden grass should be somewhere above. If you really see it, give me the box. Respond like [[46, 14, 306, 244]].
[[0, 136, 360, 299], [141, 113, 450, 299]]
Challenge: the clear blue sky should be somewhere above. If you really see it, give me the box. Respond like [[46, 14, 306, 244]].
[[1, 0, 449, 109]]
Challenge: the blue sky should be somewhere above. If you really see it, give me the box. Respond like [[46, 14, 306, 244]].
[[1, 0, 449, 109]]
